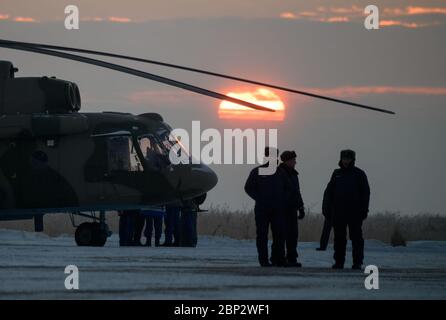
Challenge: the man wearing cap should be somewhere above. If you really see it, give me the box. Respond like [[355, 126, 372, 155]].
[[323, 149, 370, 270], [278, 150, 305, 267], [245, 147, 287, 267]]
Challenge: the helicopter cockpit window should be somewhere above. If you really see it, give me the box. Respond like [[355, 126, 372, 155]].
[[138, 135, 169, 170], [157, 127, 190, 161], [107, 136, 142, 172]]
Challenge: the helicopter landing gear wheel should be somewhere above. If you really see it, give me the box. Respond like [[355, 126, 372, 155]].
[[75, 222, 108, 247], [75, 222, 94, 246], [91, 223, 108, 247]]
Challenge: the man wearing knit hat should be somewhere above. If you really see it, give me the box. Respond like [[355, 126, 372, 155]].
[[322, 149, 370, 270], [279, 150, 305, 267]]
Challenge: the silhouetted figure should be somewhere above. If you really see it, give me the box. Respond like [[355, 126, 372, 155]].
[[132, 212, 146, 246], [323, 149, 370, 270], [163, 205, 181, 246], [316, 218, 332, 251], [278, 150, 305, 267], [179, 203, 198, 247], [245, 147, 286, 267], [143, 207, 164, 247], [119, 209, 139, 246]]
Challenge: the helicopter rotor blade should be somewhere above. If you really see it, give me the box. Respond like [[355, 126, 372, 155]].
[[0, 39, 395, 115], [0, 42, 274, 112]]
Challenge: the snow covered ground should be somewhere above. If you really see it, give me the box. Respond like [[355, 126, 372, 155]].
[[0, 229, 445, 299]]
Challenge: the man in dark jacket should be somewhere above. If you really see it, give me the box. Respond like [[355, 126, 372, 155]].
[[163, 205, 181, 247], [278, 151, 305, 267], [132, 212, 146, 246], [119, 209, 140, 246], [323, 149, 370, 270], [245, 147, 287, 267]]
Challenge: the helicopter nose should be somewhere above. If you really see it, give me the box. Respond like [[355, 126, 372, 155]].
[[166, 163, 218, 199], [189, 164, 218, 194]]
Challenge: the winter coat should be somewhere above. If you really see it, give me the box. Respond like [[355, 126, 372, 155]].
[[322, 161, 370, 223], [244, 163, 286, 210], [278, 163, 304, 211]]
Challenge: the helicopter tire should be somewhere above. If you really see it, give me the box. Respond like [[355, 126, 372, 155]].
[[75, 222, 95, 246], [75, 222, 108, 247], [90, 223, 108, 247]]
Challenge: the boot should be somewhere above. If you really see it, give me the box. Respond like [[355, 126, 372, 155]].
[[352, 264, 362, 270], [288, 261, 302, 268], [259, 261, 272, 267], [332, 263, 344, 269]]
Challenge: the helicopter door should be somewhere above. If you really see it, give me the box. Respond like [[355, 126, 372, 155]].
[[13, 139, 61, 209], [104, 135, 142, 202]]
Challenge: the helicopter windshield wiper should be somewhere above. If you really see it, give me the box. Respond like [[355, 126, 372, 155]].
[[0, 41, 274, 112], [0, 39, 395, 115]]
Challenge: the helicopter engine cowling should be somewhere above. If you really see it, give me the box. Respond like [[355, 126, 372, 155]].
[[0, 74, 81, 115]]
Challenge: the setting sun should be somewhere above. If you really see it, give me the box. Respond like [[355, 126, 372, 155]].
[[219, 88, 285, 121]]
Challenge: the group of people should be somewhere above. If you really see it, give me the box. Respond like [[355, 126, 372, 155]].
[[118, 206, 183, 247], [245, 148, 370, 270]]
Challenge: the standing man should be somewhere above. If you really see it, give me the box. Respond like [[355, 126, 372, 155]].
[[323, 149, 370, 270], [142, 206, 164, 247], [244, 147, 287, 267], [118, 209, 139, 246], [278, 151, 305, 267], [163, 205, 181, 247], [132, 212, 146, 246]]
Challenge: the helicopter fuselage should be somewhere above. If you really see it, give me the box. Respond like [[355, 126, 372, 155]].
[[0, 111, 217, 219]]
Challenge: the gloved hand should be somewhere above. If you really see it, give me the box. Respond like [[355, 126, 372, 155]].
[[298, 207, 305, 220]]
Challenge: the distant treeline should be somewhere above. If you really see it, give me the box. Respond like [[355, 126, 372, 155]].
[[198, 207, 446, 244], [0, 208, 445, 244]]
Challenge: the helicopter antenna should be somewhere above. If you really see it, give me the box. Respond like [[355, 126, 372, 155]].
[[0, 39, 395, 115], [0, 41, 274, 112]]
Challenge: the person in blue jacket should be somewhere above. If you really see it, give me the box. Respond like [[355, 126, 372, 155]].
[[142, 206, 164, 247]]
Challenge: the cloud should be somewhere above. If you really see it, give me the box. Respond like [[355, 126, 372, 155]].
[[379, 20, 436, 29], [280, 11, 351, 23], [128, 86, 446, 110], [108, 16, 132, 23], [280, 5, 446, 28], [81, 17, 105, 22], [128, 90, 195, 104], [325, 16, 350, 23], [13, 17, 38, 23], [301, 86, 446, 98], [298, 11, 318, 17], [383, 6, 446, 17], [406, 6, 446, 15], [369, 19, 430, 28], [0, 14, 9, 20], [78, 16, 133, 23], [279, 12, 298, 20], [330, 6, 363, 15]]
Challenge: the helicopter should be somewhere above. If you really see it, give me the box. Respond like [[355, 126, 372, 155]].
[[0, 39, 394, 247]]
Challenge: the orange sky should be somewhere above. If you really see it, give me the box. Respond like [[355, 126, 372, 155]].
[[1, 1, 446, 28]]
